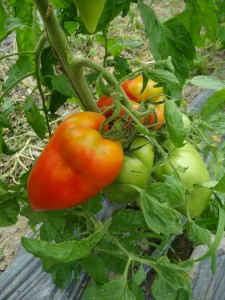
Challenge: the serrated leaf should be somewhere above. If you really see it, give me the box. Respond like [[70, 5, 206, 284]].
[[0, 193, 20, 227], [165, 99, 188, 147], [14, 0, 38, 51], [188, 221, 211, 246], [176, 0, 218, 47], [200, 89, 225, 121], [49, 90, 68, 114], [138, 1, 195, 84], [3, 56, 33, 90], [128, 280, 145, 300], [51, 263, 74, 289], [132, 266, 146, 286], [144, 69, 179, 85], [164, 175, 186, 208], [153, 257, 192, 296], [2, 137, 17, 155], [212, 176, 225, 193], [152, 276, 178, 300], [51, 74, 77, 98], [24, 96, 46, 139], [205, 112, 225, 135], [0, 115, 14, 132], [138, 186, 183, 235], [188, 75, 225, 91], [82, 254, 109, 285], [95, 276, 136, 300], [110, 209, 147, 233], [21, 219, 111, 265], [5, 18, 27, 32]]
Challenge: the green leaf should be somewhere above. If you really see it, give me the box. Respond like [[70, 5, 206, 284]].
[[132, 266, 146, 286], [152, 276, 178, 300], [164, 175, 186, 208], [128, 280, 145, 300], [41, 47, 57, 90], [188, 221, 211, 246], [212, 176, 225, 193], [165, 99, 188, 147], [200, 89, 225, 121], [24, 96, 46, 139], [14, 0, 38, 51], [51, 74, 77, 98], [0, 115, 14, 132], [82, 283, 100, 300], [109, 209, 147, 233], [176, 0, 218, 47], [138, 186, 183, 235], [188, 75, 225, 91], [138, 1, 195, 84], [21, 219, 111, 265], [51, 263, 74, 289], [40, 222, 58, 242], [49, 90, 69, 114], [152, 257, 192, 298], [95, 275, 136, 300], [5, 18, 27, 32], [0, 0, 8, 41], [2, 137, 17, 155], [82, 254, 109, 285], [3, 56, 33, 90], [97, 0, 133, 33], [144, 69, 179, 85], [0, 192, 20, 227]]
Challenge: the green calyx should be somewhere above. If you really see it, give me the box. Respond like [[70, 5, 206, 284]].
[[74, 0, 106, 33]]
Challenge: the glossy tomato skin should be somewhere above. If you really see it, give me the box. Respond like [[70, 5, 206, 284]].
[[96, 95, 146, 124], [148, 102, 165, 130], [27, 112, 124, 210], [104, 136, 154, 203], [153, 140, 211, 218], [73, 0, 106, 33], [97, 95, 122, 118], [121, 75, 163, 103]]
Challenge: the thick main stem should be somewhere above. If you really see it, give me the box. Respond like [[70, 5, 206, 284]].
[[34, 0, 99, 112]]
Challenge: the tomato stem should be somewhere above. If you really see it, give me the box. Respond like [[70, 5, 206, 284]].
[[34, 34, 52, 137], [34, 0, 98, 112]]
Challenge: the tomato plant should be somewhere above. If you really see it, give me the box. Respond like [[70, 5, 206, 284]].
[[104, 136, 154, 203], [153, 140, 212, 218], [0, 0, 225, 299]]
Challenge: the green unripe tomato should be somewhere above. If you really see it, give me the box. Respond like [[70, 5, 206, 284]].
[[153, 140, 211, 218], [104, 136, 154, 204], [74, 0, 106, 33]]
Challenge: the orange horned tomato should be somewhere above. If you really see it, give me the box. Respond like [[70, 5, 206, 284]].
[[27, 112, 124, 210], [121, 75, 164, 103]]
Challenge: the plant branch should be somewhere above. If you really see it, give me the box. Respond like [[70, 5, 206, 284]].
[[34, 0, 98, 112], [0, 51, 35, 61], [34, 34, 52, 137]]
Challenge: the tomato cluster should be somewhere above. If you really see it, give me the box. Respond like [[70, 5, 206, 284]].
[[99, 76, 211, 218], [97, 75, 165, 130], [27, 75, 211, 219]]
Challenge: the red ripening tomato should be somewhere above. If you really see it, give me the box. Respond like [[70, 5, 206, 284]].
[[121, 75, 164, 103], [148, 102, 165, 130], [27, 112, 124, 210], [97, 95, 146, 124]]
